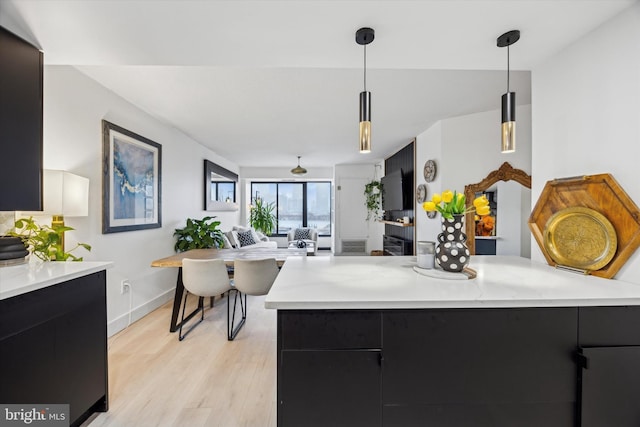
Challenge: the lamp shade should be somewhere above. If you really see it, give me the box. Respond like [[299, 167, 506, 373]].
[[43, 170, 89, 217], [501, 91, 516, 153], [359, 91, 371, 153], [290, 156, 307, 176]]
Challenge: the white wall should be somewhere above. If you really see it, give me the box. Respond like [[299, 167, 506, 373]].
[[43, 66, 239, 336], [532, 3, 640, 281], [415, 122, 443, 243], [415, 106, 532, 256], [334, 163, 384, 254]]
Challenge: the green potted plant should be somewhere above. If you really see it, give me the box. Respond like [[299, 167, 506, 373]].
[[249, 198, 277, 236], [9, 216, 91, 261], [174, 216, 224, 252], [364, 180, 382, 221]]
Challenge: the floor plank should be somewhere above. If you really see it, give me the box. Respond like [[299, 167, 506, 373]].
[[88, 292, 277, 427]]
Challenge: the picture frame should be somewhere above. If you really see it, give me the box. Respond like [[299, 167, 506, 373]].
[[102, 120, 162, 233]]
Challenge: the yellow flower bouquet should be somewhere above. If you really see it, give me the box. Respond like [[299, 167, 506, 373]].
[[422, 190, 490, 220]]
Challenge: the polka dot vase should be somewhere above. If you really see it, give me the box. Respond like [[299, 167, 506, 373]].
[[436, 214, 470, 272]]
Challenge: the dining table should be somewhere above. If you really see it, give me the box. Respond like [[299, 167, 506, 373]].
[[151, 247, 306, 332]]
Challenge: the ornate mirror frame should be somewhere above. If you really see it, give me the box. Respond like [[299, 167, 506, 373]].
[[464, 162, 531, 255]]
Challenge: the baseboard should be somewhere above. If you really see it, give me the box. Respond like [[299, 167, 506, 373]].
[[107, 289, 174, 337]]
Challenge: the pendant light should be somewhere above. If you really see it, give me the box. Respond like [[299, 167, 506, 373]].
[[497, 30, 520, 153], [290, 156, 307, 176], [356, 27, 374, 153]]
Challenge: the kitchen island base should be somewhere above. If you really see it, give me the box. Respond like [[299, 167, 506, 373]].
[[277, 306, 640, 427]]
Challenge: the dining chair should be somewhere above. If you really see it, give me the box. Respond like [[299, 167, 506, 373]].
[[179, 258, 232, 341], [228, 258, 279, 340]]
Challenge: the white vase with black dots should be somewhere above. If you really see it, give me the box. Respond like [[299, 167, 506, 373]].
[[436, 214, 471, 272]]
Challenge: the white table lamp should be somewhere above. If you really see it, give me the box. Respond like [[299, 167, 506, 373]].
[[43, 170, 89, 249]]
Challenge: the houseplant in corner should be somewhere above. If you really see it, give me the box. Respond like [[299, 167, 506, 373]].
[[174, 216, 224, 252], [249, 198, 277, 236], [9, 216, 91, 261]]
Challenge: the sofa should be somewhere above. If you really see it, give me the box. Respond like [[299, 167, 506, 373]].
[[223, 226, 277, 250]]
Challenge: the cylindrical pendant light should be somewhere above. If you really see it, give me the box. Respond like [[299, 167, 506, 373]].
[[356, 27, 374, 153], [359, 91, 371, 152], [497, 30, 520, 153]]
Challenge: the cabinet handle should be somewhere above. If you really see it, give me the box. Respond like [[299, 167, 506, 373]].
[[576, 352, 589, 370]]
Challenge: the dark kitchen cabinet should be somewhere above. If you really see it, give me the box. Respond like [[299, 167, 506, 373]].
[[578, 306, 640, 427], [280, 349, 382, 427], [382, 308, 577, 427], [276, 305, 640, 426], [0, 25, 43, 211], [278, 310, 382, 427], [0, 271, 108, 427]]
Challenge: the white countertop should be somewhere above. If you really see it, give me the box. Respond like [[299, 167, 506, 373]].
[[0, 258, 113, 300], [264, 255, 640, 310]]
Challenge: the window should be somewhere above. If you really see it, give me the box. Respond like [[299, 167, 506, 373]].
[[211, 181, 236, 202], [251, 182, 331, 236]]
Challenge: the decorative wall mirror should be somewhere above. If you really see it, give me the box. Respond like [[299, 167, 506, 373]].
[[464, 162, 531, 255], [204, 159, 239, 211]]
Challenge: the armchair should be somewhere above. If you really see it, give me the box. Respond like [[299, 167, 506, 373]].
[[287, 228, 318, 255]]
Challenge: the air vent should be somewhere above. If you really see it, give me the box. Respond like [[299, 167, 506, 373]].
[[341, 239, 367, 255]]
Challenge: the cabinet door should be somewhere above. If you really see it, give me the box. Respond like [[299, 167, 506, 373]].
[[383, 308, 577, 427], [57, 296, 108, 422], [279, 350, 381, 427], [580, 346, 640, 427], [0, 271, 107, 426]]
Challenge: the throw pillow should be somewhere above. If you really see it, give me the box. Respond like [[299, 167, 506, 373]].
[[294, 228, 311, 240], [236, 230, 256, 247], [233, 225, 263, 244], [250, 229, 262, 244], [225, 231, 238, 248], [221, 234, 233, 249]]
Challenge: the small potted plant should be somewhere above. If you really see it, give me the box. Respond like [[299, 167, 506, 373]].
[[9, 216, 91, 261], [174, 216, 224, 252]]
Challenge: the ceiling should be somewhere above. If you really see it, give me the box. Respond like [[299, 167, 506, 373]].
[[1, 0, 636, 169]]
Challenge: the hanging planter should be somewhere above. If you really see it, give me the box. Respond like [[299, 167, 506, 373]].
[[364, 180, 382, 221]]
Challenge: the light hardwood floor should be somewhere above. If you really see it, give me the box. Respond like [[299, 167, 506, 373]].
[[88, 293, 277, 427]]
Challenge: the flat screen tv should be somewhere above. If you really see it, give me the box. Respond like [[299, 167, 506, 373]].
[[0, 25, 43, 211], [381, 169, 405, 211]]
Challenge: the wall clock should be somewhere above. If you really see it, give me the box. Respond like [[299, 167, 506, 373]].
[[424, 160, 437, 182], [416, 184, 427, 203], [427, 210, 437, 219]]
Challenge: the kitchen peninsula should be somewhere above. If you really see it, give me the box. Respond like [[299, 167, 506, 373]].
[[266, 256, 640, 427], [0, 260, 113, 427]]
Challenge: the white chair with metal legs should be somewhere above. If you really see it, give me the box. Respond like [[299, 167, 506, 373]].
[[228, 258, 279, 340], [179, 258, 232, 341]]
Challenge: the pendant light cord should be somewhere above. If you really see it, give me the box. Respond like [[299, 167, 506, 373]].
[[363, 44, 367, 91], [506, 45, 510, 92]]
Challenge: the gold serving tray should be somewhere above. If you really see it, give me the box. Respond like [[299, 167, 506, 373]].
[[529, 174, 640, 278], [543, 207, 617, 271]]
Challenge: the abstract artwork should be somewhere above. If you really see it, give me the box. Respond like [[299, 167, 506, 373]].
[[102, 120, 162, 233]]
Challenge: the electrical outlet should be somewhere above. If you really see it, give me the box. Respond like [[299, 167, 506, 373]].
[[120, 279, 131, 295]]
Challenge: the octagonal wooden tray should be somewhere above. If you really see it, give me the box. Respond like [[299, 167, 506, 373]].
[[529, 173, 640, 279]]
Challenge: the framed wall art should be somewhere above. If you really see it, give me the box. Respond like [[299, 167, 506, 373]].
[[102, 120, 162, 233]]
